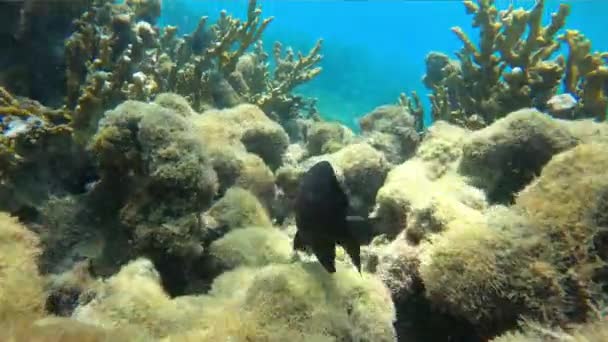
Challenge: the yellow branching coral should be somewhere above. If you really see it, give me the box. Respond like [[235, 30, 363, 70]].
[[228, 38, 324, 122], [560, 30, 608, 121], [426, 0, 571, 127], [64, 0, 319, 139], [208, 0, 274, 74]]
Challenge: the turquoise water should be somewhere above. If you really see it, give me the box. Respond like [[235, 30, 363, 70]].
[[159, 0, 608, 129]]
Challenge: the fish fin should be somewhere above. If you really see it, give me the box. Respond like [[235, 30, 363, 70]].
[[312, 240, 336, 273], [293, 230, 305, 251], [345, 216, 377, 245], [341, 237, 361, 274]]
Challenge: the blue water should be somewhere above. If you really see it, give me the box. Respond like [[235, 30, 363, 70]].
[[159, 0, 608, 130]]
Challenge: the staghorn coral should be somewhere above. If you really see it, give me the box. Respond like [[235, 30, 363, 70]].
[[65, 0, 321, 143], [229, 39, 324, 124], [559, 29, 608, 121], [425, 0, 570, 127]]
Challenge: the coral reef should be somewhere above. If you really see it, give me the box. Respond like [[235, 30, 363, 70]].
[[0, 317, 146, 342], [3, 1, 608, 342], [194, 103, 289, 171], [86, 100, 222, 294], [192, 103, 287, 210], [368, 109, 608, 339], [425, 0, 608, 128], [515, 142, 608, 315]]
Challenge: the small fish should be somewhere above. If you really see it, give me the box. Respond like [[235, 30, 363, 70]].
[[294, 160, 374, 273]]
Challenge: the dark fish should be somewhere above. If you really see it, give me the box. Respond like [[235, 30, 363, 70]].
[[294, 160, 373, 273]]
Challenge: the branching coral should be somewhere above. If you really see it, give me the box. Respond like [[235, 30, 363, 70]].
[[229, 39, 324, 123], [559, 30, 608, 121], [425, 0, 571, 128], [64, 0, 322, 143]]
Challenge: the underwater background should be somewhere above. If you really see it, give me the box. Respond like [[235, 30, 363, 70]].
[[160, 0, 608, 129], [2, 0, 608, 340]]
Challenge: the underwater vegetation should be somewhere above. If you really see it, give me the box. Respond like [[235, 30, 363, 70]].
[[0, 0, 608, 341]]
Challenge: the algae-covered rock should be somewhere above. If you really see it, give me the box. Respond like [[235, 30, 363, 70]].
[[359, 104, 421, 163], [459, 108, 577, 203], [187, 263, 397, 342], [0, 212, 45, 322], [207, 146, 276, 208], [418, 207, 559, 335], [153, 92, 197, 117], [279, 142, 389, 219], [90, 101, 219, 287], [305, 121, 354, 156], [492, 319, 608, 342], [311, 143, 390, 214], [72, 258, 200, 338], [371, 238, 421, 302], [72, 257, 396, 341], [560, 117, 608, 145], [209, 227, 292, 269], [516, 142, 608, 306], [326, 143, 390, 214], [0, 316, 147, 342], [372, 121, 486, 239], [91, 99, 218, 227], [205, 187, 272, 231], [195, 103, 289, 171]]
